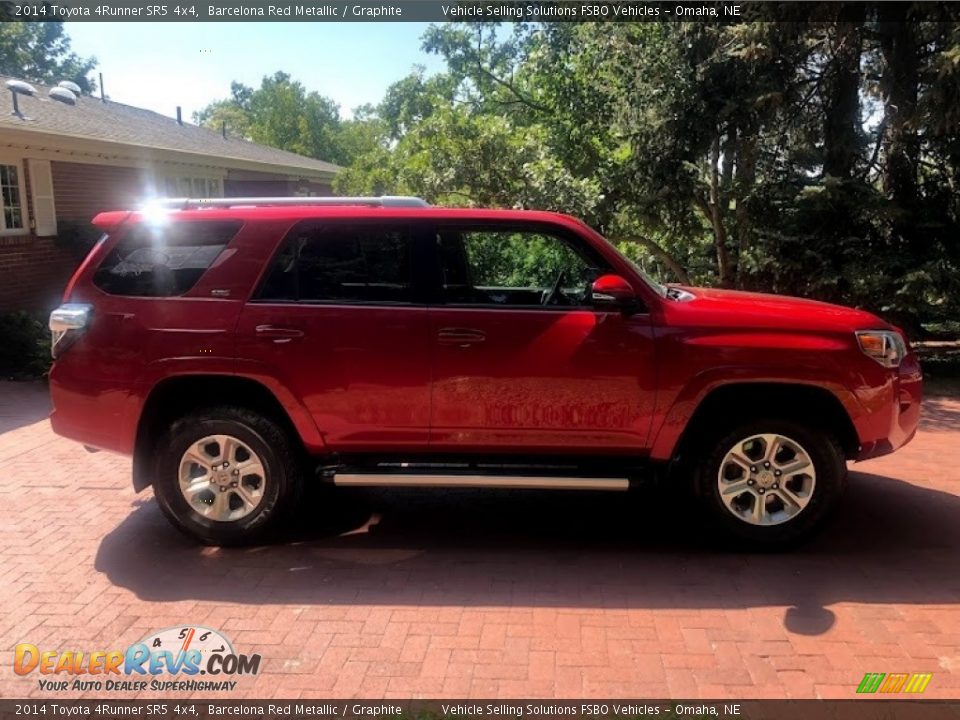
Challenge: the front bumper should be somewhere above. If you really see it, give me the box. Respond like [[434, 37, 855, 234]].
[[853, 352, 923, 461]]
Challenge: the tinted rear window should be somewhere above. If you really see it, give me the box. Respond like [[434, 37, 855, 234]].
[[258, 223, 413, 304], [93, 221, 240, 297]]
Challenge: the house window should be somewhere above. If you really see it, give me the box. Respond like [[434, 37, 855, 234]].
[[162, 176, 223, 199], [0, 163, 26, 234]]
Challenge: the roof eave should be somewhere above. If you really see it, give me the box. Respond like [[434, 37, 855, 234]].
[[0, 124, 340, 181]]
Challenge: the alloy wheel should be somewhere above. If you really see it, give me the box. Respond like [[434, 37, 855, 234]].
[[178, 434, 267, 522], [716, 433, 817, 526]]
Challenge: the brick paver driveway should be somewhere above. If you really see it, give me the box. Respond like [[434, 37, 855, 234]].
[[1, 380, 959, 700]]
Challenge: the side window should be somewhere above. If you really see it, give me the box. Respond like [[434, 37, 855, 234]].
[[92, 221, 239, 297], [437, 228, 604, 307], [258, 224, 413, 304]]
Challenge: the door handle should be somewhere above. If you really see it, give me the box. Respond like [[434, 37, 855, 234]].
[[255, 325, 305, 343], [437, 328, 486, 347]]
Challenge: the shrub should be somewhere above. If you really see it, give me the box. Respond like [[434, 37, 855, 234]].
[[0, 311, 51, 378]]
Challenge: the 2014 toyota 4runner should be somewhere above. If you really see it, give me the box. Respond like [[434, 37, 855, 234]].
[[48, 196, 923, 548]]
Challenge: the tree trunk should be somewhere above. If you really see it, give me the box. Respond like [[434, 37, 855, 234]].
[[878, 5, 920, 221], [707, 132, 733, 286], [823, 8, 865, 179], [734, 130, 757, 288], [620, 236, 691, 285]]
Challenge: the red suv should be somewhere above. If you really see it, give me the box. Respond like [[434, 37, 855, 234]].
[[48, 196, 922, 548]]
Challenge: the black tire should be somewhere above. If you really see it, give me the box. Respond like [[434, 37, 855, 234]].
[[152, 406, 304, 546], [693, 418, 846, 550]]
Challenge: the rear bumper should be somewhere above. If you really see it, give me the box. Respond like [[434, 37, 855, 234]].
[[853, 353, 923, 461], [48, 363, 139, 455]]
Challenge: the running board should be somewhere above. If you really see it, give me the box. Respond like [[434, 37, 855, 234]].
[[332, 473, 630, 491]]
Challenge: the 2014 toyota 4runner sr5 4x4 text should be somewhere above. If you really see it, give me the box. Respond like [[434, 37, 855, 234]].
[[47, 196, 922, 548]]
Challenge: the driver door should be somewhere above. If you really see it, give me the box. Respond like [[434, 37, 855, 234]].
[[428, 223, 657, 453]]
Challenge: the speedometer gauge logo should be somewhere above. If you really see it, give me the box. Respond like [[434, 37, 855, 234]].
[[139, 626, 235, 672]]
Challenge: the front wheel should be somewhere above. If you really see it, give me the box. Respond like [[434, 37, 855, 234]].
[[152, 407, 304, 546], [694, 419, 846, 549]]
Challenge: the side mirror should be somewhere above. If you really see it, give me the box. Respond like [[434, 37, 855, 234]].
[[591, 274, 638, 312]]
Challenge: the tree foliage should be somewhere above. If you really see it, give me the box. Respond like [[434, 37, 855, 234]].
[[336, 10, 960, 332], [0, 22, 97, 92], [194, 72, 384, 167]]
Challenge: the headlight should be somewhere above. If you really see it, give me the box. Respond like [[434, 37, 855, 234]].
[[855, 330, 907, 368]]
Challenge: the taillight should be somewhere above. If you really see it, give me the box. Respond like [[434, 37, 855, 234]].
[[49, 303, 93, 358]]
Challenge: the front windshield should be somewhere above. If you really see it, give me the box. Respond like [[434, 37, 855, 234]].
[[626, 258, 669, 298], [605, 241, 669, 298], [573, 219, 671, 298]]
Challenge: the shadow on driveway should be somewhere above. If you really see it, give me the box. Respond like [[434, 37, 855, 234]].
[[94, 469, 960, 636], [0, 381, 50, 434]]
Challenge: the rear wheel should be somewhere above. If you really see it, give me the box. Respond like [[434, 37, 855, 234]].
[[152, 407, 304, 546], [695, 419, 846, 549]]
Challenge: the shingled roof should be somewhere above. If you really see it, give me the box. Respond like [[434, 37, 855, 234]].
[[0, 76, 341, 177]]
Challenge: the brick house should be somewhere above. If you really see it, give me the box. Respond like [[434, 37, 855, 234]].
[[0, 76, 340, 311]]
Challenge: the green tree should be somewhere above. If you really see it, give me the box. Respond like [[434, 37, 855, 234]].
[[337, 14, 960, 330], [195, 72, 348, 164], [193, 87, 252, 140], [0, 22, 96, 92]]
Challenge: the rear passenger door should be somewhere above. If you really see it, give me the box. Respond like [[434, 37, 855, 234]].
[[236, 221, 433, 453]]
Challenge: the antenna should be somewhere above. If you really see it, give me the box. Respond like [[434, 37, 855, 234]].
[[58, 80, 82, 96], [49, 87, 77, 106], [6, 79, 37, 118]]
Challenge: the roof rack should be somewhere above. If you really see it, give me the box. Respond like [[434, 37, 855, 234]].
[[145, 195, 430, 210]]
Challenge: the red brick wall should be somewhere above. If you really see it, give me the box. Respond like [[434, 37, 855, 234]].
[[0, 235, 77, 312]]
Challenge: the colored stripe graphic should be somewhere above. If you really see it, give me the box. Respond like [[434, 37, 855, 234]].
[[904, 673, 933, 693], [880, 673, 909, 693], [857, 672, 932, 694], [857, 673, 886, 693]]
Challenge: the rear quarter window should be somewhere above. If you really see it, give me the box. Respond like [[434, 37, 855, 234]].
[[93, 221, 240, 297]]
